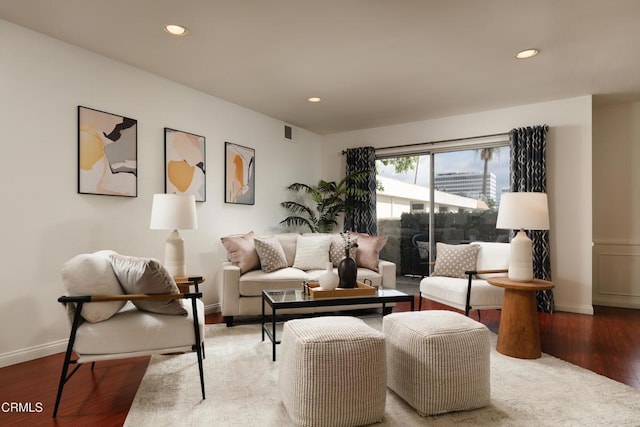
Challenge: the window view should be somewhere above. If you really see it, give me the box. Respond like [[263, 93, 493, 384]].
[[376, 145, 510, 279]]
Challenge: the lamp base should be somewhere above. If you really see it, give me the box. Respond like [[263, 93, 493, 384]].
[[508, 229, 533, 282], [164, 229, 186, 277]]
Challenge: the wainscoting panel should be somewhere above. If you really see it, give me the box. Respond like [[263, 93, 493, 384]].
[[593, 241, 640, 309]]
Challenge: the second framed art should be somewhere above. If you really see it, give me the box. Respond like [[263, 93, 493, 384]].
[[164, 128, 206, 202], [225, 142, 255, 205]]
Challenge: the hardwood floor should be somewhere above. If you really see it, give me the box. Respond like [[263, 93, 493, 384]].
[[1, 299, 639, 426]]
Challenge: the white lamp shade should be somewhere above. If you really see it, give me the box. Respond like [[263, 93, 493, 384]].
[[150, 194, 198, 230], [496, 192, 549, 231]]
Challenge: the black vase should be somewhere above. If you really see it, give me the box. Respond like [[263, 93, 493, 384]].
[[338, 250, 357, 289]]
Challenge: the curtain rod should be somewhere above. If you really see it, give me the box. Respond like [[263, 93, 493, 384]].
[[341, 132, 509, 154]]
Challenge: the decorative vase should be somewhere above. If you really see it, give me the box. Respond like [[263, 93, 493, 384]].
[[338, 248, 357, 288], [318, 262, 339, 291]]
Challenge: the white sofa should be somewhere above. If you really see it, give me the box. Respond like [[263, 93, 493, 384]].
[[419, 242, 510, 316], [220, 232, 396, 326]]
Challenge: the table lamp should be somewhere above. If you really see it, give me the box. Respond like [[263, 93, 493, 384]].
[[496, 192, 549, 282], [150, 194, 198, 277]]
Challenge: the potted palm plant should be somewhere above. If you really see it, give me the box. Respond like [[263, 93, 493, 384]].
[[279, 170, 370, 233]]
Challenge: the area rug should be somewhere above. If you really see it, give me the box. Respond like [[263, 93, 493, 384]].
[[124, 320, 640, 426]]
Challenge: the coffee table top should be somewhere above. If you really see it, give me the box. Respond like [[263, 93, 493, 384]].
[[263, 288, 411, 308]]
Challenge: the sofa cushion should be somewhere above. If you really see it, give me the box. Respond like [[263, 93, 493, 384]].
[[420, 276, 504, 310], [353, 233, 388, 272], [255, 236, 288, 273], [109, 255, 187, 315], [61, 250, 125, 323], [432, 243, 480, 279], [329, 233, 358, 267], [239, 267, 311, 296], [292, 234, 333, 270], [475, 242, 510, 279], [274, 233, 300, 267], [221, 231, 260, 274]]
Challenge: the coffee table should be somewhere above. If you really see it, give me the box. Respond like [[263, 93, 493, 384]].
[[262, 288, 414, 361]]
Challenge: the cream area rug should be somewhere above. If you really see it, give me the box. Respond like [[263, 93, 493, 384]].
[[124, 319, 640, 426]]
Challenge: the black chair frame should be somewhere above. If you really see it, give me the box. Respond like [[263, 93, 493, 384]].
[[53, 292, 205, 417]]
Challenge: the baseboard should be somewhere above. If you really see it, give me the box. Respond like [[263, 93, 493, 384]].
[[0, 339, 67, 368], [592, 297, 640, 310], [554, 303, 594, 315], [205, 302, 221, 315]]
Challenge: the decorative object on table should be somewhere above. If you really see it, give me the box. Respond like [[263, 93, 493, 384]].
[[77, 106, 137, 197], [225, 142, 255, 205], [164, 128, 206, 202], [279, 170, 370, 233], [318, 262, 339, 291], [338, 232, 358, 288], [149, 193, 198, 277], [496, 192, 549, 282]]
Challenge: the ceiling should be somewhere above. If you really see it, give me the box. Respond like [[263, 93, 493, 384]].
[[2, 0, 640, 134]]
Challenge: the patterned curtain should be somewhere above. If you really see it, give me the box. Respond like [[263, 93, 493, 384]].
[[510, 125, 554, 312], [344, 147, 377, 235]]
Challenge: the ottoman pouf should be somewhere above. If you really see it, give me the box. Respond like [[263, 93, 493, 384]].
[[278, 316, 386, 427], [383, 310, 490, 416]]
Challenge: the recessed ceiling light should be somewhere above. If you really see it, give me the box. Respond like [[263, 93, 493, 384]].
[[164, 24, 188, 36], [307, 97, 322, 103], [515, 48, 539, 59]]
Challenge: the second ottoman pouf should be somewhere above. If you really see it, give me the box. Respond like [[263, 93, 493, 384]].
[[383, 310, 490, 416], [278, 316, 386, 427]]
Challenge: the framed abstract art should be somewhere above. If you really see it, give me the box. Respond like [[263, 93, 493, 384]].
[[225, 142, 255, 205], [78, 106, 137, 197], [164, 128, 206, 202]]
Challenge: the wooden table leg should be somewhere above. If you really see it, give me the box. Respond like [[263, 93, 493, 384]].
[[497, 288, 541, 359]]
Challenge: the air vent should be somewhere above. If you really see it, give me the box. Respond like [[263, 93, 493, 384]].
[[284, 125, 293, 140]]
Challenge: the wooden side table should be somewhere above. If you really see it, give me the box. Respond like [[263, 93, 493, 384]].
[[487, 277, 554, 359], [174, 276, 204, 294]]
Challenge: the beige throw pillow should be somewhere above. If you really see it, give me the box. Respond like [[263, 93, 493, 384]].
[[292, 234, 333, 270], [353, 233, 388, 272], [61, 250, 125, 323], [254, 237, 288, 273], [432, 243, 481, 279], [221, 231, 260, 274], [109, 255, 187, 315], [329, 234, 358, 267]]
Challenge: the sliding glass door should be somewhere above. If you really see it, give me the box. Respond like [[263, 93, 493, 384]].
[[376, 144, 510, 278]]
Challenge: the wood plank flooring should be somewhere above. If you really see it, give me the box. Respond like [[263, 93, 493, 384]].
[[1, 298, 638, 426]]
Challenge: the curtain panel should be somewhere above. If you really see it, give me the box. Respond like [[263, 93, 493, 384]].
[[510, 125, 554, 312], [344, 147, 377, 235]]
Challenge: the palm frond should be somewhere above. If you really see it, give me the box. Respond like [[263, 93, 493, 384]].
[[279, 216, 316, 233]]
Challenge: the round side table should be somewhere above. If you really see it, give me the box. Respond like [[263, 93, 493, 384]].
[[487, 277, 554, 359]]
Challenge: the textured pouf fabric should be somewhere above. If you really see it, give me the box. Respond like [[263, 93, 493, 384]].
[[278, 316, 386, 427], [383, 310, 490, 416]]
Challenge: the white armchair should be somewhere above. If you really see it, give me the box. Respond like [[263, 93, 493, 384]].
[[54, 251, 205, 417]]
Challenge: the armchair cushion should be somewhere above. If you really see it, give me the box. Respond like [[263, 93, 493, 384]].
[[432, 243, 480, 279], [109, 255, 187, 315], [61, 250, 125, 323]]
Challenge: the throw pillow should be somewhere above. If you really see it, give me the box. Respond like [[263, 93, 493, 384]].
[[109, 254, 187, 315], [432, 243, 481, 279], [221, 231, 260, 274], [292, 234, 333, 270], [254, 237, 288, 273], [353, 233, 388, 272], [329, 233, 358, 267], [61, 250, 125, 323]]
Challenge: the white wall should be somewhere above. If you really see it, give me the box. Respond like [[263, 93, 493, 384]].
[[593, 102, 640, 308], [322, 96, 594, 315], [0, 20, 321, 366]]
